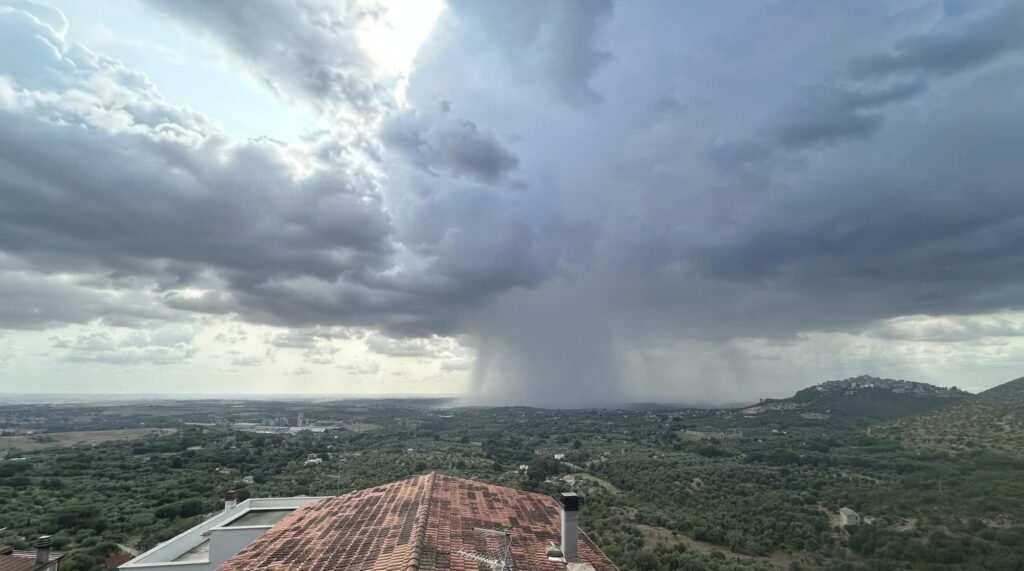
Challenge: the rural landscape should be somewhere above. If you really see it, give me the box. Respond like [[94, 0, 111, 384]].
[[2, 375, 1022, 570], [4, 1, 1024, 569]]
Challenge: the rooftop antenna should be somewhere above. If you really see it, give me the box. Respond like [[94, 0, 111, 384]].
[[456, 527, 514, 570]]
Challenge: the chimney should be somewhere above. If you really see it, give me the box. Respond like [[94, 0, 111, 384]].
[[224, 490, 238, 510], [35, 535, 52, 565], [559, 493, 578, 562]]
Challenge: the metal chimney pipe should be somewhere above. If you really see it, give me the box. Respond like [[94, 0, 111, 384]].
[[225, 490, 238, 510], [35, 535, 52, 564], [559, 493, 579, 562]]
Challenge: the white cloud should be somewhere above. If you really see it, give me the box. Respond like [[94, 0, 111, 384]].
[[50, 325, 197, 365], [230, 355, 261, 367], [864, 314, 1024, 342], [339, 359, 380, 375], [364, 333, 463, 359]]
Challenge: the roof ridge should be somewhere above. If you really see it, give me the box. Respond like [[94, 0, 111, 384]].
[[433, 473, 567, 503], [405, 472, 437, 571], [579, 529, 621, 571]]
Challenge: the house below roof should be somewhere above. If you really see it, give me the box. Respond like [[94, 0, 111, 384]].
[[103, 552, 133, 569], [217, 473, 617, 570], [118, 496, 327, 571], [0, 537, 63, 571], [840, 507, 861, 527]]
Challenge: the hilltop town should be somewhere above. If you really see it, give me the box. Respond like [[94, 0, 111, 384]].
[[807, 376, 969, 398], [740, 376, 970, 419]]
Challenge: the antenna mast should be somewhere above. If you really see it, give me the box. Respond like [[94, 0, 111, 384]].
[[456, 527, 514, 570]]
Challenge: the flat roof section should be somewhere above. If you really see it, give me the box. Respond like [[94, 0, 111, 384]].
[[224, 508, 294, 527], [119, 496, 328, 571], [171, 539, 209, 563]]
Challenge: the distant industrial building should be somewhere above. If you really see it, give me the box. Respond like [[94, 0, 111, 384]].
[[188, 414, 344, 436]]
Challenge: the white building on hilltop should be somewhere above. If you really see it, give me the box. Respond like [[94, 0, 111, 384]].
[[304, 454, 322, 466], [840, 507, 860, 527]]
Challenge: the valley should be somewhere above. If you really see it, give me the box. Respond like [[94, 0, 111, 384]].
[[1, 376, 1022, 570]]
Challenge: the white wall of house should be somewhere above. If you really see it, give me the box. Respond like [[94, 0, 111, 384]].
[[120, 497, 327, 571], [840, 509, 860, 527]]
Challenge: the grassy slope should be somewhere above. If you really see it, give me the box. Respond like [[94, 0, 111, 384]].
[[876, 377, 1024, 458], [799, 388, 967, 420]]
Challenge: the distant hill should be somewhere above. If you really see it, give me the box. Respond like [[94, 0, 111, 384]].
[[876, 376, 1024, 458], [740, 375, 970, 422]]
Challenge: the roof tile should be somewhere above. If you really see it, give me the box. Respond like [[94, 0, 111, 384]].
[[218, 473, 617, 571]]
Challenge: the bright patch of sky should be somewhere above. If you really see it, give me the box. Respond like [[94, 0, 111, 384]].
[[46, 0, 317, 142], [358, 0, 444, 105], [0, 320, 468, 396]]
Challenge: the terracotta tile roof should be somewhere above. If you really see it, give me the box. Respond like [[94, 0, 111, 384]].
[[218, 473, 618, 571], [0, 547, 63, 571], [104, 552, 134, 568]]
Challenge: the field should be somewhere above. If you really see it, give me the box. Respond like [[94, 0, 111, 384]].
[[2, 428, 177, 451]]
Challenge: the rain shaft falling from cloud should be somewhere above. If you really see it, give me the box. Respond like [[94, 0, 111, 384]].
[[467, 279, 627, 407]]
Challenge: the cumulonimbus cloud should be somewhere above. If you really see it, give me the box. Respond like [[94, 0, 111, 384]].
[[3, 0, 1024, 401]]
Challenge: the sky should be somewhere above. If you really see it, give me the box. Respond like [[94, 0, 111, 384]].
[[1, 0, 1024, 404]]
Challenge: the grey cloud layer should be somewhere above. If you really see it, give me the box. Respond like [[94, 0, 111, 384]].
[[3, 0, 1024, 399], [51, 325, 197, 365], [381, 105, 519, 184], [850, 2, 1024, 79], [445, 0, 613, 106], [141, 0, 389, 118], [0, 0, 590, 340]]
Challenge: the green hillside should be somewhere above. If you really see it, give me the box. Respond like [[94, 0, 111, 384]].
[[741, 375, 969, 423], [877, 377, 1024, 458]]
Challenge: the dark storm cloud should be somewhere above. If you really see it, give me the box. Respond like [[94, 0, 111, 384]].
[[729, 3, 1024, 155], [163, 291, 236, 316], [533, 0, 613, 106], [774, 80, 928, 149], [446, 0, 613, 106], [0, 107, 393, 277], [381, 105, 519, 184], [850, 2, 1024, 79], [0, 267, 178, 330], [680, 72, 1024, 337], [0, 274, 124, 330]]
